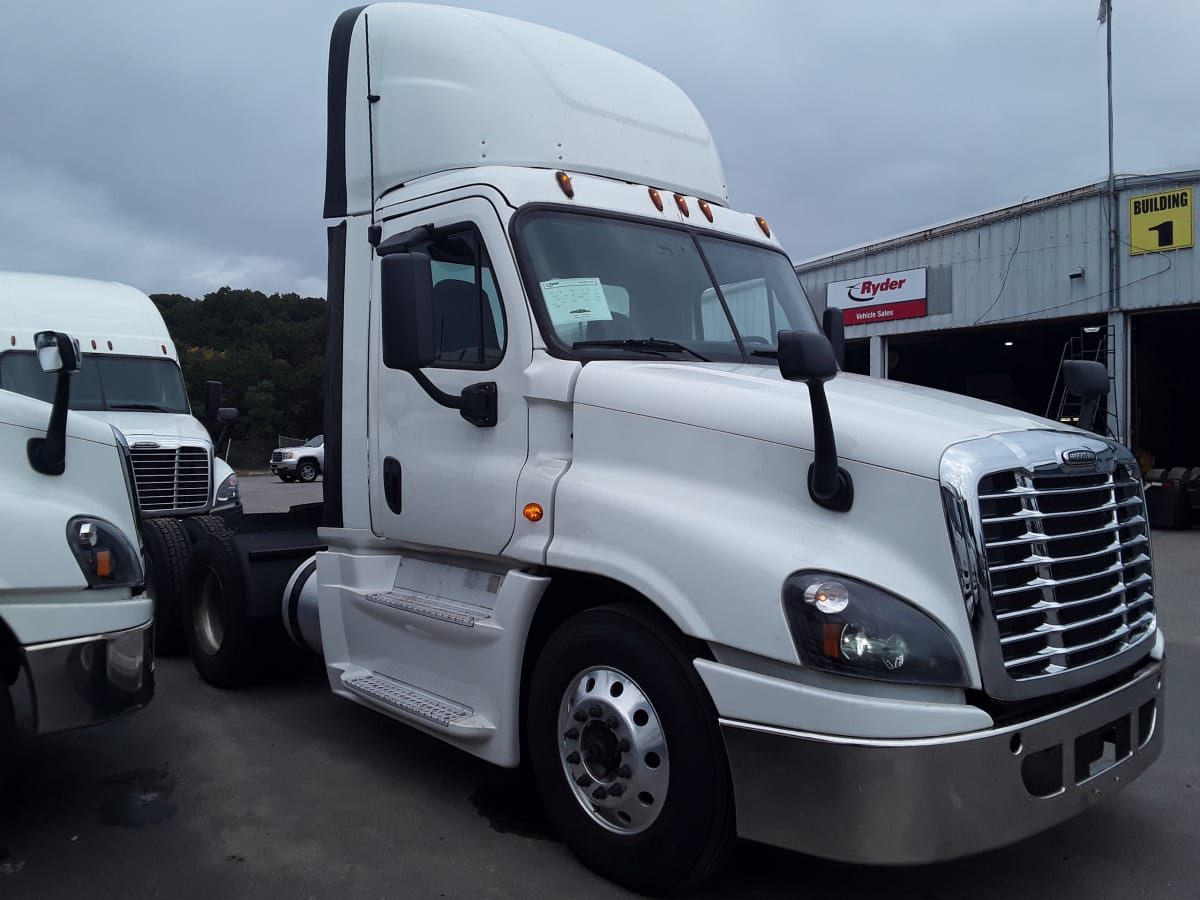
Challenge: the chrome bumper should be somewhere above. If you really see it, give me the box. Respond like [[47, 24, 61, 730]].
[[19, 620, 155, 735], [721, 656, 1164, 865]]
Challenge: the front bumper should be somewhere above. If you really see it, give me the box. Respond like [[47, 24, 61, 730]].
[[19, 620, 155, 735], [270, 459, 298, 474], [721, 655, 1164, 864]]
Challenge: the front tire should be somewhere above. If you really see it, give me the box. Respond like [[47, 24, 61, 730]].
[[297, 460, 319, 483], [183, 533, 259, 688], [143, 517, 190, 656], [526, 605, 735, 894]]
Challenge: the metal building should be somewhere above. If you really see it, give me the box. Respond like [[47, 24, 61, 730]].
[[795, 168, 1198, 472]]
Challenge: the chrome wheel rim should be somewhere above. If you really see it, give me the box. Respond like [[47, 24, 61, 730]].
[[194, 567, 225, 657], [557, 666, 669, 834]]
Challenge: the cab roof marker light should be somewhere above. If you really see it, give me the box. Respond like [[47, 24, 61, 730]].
[[698, 199, 714, 222], [756, 216, 771, 238], [648, 188, 664, 211], [674, 193, 690, 217], [555, 170, 575, 199]]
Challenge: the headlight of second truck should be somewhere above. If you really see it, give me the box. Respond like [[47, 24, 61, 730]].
[[66, 516, 143, 589], [783, 572, 968, 687]]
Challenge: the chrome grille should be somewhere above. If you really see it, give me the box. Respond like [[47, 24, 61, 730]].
[[129, 445, 211, 514], [271, 450, 284, 462], [977, 465, 1155, 681]]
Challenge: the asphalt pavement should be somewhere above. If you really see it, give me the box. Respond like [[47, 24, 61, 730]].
[[1, 477, 1196, 898]]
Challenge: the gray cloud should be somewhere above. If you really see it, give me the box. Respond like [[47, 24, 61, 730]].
[[1, 0, 1195, 297]]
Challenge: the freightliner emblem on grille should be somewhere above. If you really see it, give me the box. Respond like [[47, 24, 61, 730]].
[[1061, 448, 1098, 465], [131, 441, 161, 449]]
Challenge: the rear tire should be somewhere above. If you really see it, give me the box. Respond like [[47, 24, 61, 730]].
[[526, 605, 735, 894], [143, 517, 190, 657], [184, 533, 260, 688]]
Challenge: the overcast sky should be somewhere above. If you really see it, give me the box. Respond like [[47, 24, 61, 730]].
[[1, 1, 1196, 299]]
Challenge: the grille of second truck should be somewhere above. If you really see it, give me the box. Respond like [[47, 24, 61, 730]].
[[977, 464, 1155, 681], [129, 445, 210, 513]]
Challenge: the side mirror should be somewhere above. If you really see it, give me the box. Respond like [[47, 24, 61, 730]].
[[777, 330, 853, 512], [28, 331, 81, 476], [205, 381, 223, 420], [381, 251, 436, 370], [36, 331, 80, 374], [821, 307, 846, 370], [217, 407, 240, 425]]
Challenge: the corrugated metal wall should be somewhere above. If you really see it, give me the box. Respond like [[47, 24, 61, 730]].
[[796, 172, 1199, 336]]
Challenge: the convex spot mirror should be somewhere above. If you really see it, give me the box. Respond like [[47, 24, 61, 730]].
[[777, 330, 838, 384], [1061, 359, 1108, 400], [35, 331, 81, 374]]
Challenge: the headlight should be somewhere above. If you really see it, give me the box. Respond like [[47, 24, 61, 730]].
[[66, 516, 143, 589], [215, 472, 239, 503], [784, 572, 967, 687], [283, 450, 296, 459]]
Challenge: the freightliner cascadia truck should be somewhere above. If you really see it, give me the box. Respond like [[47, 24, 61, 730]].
[[174, 4, 1165, 892]]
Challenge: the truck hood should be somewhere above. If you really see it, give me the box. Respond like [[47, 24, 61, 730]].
[[571, 361, 1072, 479], [74, 410, 213, 447]]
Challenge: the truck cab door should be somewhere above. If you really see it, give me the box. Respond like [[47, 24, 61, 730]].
[[368, 196, 530, 556]]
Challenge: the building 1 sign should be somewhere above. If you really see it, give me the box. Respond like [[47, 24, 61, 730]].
[[826, 267, 928, 326], [1128, 186, 1192, 255]]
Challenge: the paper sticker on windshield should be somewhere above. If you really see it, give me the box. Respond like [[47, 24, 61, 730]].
[[540, 278, 613, 325]]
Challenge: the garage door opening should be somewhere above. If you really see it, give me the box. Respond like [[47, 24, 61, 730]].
[[1131, 306, 1200, 470], [885, 317, 1109, 422]]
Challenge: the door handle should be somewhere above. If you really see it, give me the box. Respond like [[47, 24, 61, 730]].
[[383, 456, 402, 514]]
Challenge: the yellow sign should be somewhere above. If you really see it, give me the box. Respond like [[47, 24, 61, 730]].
[[1129, 187, 1193, 255]]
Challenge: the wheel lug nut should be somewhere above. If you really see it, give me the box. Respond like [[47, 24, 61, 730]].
[[563, 727, 579, 740], [566, 751, 581, 765], [607, 783, 625, 797], [617, 739, 630, 752], [592, 786, 608, 800], [573, 710, 588, 722], [604, 716, 618, 729], [576, 774, 593, 788], [617, 765, 632, 779], [587, 704, 602, 718]]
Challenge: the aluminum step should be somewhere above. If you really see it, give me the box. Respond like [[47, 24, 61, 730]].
[[365, 589, 493, 627], [343, 672, 487, 730]]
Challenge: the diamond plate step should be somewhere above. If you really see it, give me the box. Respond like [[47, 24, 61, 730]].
[[365, 589, 493, 627], [343, 673, 475, 727]]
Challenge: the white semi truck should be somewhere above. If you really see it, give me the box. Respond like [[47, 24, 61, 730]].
[[0, 331, 153, 779], [176, 5, 1165, 892], [0, 271, 241, 654]]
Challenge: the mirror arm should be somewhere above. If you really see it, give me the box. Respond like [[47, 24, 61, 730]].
[[803, 380, 854, 512], [27, 370, 72, 476], [409, 369, 497, 428]]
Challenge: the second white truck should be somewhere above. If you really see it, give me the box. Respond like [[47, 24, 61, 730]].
[[175, 4, 1166, 893]]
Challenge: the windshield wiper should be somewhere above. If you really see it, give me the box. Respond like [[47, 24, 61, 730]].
[[108, 402, 173, 413], [749, 349, 779, 359], [572, 339, 710, 361]]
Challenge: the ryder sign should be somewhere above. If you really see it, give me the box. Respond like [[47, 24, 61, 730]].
[[826, 268, 927, 325]]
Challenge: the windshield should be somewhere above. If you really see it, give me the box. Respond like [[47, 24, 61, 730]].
[[516, 210, 820, 363], [0, 352, 191, 414], [305, 435, 323, 447]]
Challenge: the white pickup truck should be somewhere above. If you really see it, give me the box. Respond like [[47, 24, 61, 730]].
[[172, 5, 1165, 893], [1, 331, 152, 779]]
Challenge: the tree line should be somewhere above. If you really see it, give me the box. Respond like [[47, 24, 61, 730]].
[[151, 288, 327, 470]]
